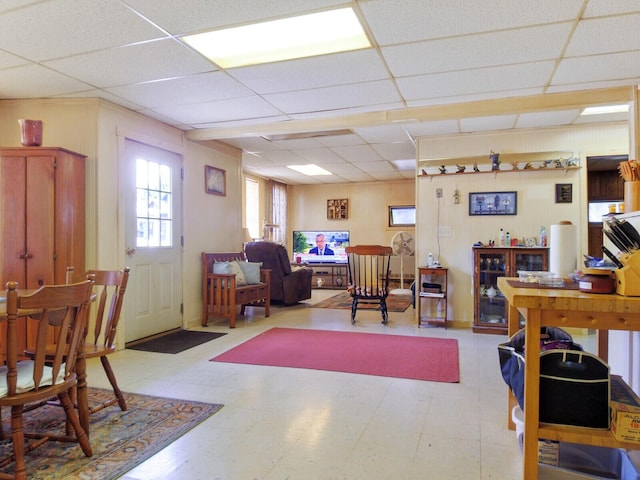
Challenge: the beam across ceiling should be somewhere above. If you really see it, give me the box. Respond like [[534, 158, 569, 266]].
[[186, 86, 634, 141]]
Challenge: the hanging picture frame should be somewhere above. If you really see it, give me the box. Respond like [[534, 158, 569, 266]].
[[555, 183, 572, 203], [469, 191, 517, 216], [205, 165, 225, 196]]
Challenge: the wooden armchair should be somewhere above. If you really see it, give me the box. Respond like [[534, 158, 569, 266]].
[[346, 245, 393, 325], [1, 279, 94, 480], [201, 252, 271, 328], [68, 267, 130, 414]]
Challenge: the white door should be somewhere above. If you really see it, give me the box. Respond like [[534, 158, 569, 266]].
[[123, 139, 183, 342]]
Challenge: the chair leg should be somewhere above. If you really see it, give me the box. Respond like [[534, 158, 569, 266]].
[[58, 391, 93, 457], [351, 299, 357, 324], [99, 356, 127, 412], [10, 405, 27, 480], [380, 300, 388, 325]]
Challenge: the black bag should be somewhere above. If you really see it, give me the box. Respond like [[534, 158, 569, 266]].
[[498, 327, 582, 411], [539, 350, 610, 428]]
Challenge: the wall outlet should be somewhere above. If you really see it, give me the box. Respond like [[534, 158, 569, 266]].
[[436, 188, 443, 198], [438, 226, 452, 237]]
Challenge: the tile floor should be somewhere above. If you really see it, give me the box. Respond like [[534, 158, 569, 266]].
[[86, 289, 595, 480]]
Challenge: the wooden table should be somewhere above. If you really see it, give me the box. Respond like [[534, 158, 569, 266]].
[[498, 277, 640, 480], [0, 296, 91, 436]]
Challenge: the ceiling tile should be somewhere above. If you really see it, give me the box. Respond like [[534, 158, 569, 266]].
[[583, 1, 640, 17], [382, 23, 572, 77], [460, 115, 518, 132], [44, 39, 214, 88], [353, 124, 412, 143], [371, 142, 416, 161], [315, 133, 365, 147], [105, 72, 253, 109], [516, 109, 581, 128], [552, 51, 640, 86], [360, 0, 583, 45], [397, 61, 556, 101], [0, 0, 165, 61], [331, 144, 383, 162], [0, 63, 92, 97], [152, 96, 283, 125], [228, 50, 389, 94], [565, 13, 640, 56], [264, 80, 402, 115], [405, 120, 460, 137], [290, 148, 347, 164]]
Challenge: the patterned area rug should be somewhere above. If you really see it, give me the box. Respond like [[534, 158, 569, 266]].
[[0, 388, 223, 480], [311, 291, 413, 312]]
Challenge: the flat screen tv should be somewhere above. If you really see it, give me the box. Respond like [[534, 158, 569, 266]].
[[292, 230, 349, 263]]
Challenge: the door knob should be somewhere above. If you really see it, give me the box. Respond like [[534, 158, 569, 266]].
[[126, 247, 136, 256]]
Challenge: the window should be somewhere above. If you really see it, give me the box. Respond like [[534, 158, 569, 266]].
[[136, 158, 172, 247], [245, 178, 260, 239], [270, 181, 287, 244], [388, 205, 416, 227]]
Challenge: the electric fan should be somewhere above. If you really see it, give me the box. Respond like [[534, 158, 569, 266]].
[[390, 231, 415, 295]]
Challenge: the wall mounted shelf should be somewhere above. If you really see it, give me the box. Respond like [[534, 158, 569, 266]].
[[417, 151, 579, 177]]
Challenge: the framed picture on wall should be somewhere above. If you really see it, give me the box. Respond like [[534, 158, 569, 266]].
[[205, 165, 225, 196], [555, 183, 572, 203], [469, 191, 517, 216]]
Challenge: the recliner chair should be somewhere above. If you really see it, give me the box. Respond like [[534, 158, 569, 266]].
[[245, 241, 313, 305]]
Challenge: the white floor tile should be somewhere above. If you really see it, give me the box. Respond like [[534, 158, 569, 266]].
[[89, 290, 598, 479]]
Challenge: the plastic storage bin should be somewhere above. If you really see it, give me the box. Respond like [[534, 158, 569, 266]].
[[513, 406, 640, 479]]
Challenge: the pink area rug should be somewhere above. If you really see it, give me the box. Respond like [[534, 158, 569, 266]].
[[210, 327, 459, 383]]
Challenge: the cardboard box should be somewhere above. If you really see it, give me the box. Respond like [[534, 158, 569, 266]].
[[611, 375, 640, 443]]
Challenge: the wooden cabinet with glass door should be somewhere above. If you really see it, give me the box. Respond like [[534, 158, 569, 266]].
[[472, 247, 548, 334]]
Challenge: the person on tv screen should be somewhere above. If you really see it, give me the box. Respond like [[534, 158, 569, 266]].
[[309, 234, 334, 256]]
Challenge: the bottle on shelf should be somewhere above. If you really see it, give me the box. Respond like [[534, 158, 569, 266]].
[[539, 226, 547, 247], [427, 252, 434, 267], [499, 228, 505, 246], [505, 231, 511, 246]]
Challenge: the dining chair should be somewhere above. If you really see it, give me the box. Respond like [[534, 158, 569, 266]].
[[0, 278, 94, 480], [66, 266, 131, 413], [345, 245, 393, 325]]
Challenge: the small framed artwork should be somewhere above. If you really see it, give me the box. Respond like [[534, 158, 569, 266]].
[[555, 183, 572, 203], [469, 191, 517, 216], [205, 165, 225, 196]]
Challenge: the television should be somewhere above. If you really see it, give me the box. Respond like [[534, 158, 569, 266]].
[[292, 230, 350, 263]]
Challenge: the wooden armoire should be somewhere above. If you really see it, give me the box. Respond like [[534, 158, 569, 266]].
[[0, 147, 86, 360], [0, 147, 85, 288]]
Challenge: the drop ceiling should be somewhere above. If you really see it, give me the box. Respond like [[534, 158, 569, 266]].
[[0, 0, 638, 185]]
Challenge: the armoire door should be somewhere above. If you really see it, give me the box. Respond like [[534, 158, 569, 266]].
[[0, 153, 54, 289]]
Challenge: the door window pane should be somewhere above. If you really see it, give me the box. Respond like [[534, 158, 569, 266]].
[[136, 158, 172, 247]]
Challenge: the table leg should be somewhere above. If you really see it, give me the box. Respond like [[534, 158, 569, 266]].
[[506, 301, 520, 430], [523, 308, 541, 480]]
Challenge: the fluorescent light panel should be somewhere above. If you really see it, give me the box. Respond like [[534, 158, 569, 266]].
[[287, 164, 332, 176], [182, 8, 370, 69], [581, 104, 629, 116]]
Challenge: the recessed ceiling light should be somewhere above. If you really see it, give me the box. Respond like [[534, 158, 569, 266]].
[[287, 164, 332, 176], [182, 8, 370, 69], [581, 104, 629, 116]]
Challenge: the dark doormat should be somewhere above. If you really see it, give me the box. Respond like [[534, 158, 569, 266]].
[[127, 330, 227, 354]]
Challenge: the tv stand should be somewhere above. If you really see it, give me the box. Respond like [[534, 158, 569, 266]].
[[297, 262, 348, 289]]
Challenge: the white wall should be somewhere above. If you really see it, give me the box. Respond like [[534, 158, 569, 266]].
[[416, 123, 629, 327]]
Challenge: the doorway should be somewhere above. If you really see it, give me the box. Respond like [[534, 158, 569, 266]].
[[586, 155, 626, 258], [123, 139, 183, 342]]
